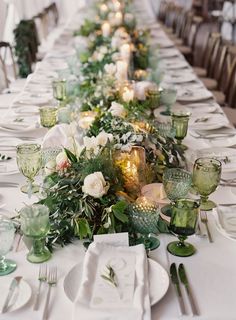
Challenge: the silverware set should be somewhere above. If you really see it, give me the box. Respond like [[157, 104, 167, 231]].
[[34, 265, 57, 320], [170, 262, 199, 316]]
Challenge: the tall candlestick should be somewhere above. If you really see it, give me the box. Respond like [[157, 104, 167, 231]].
[[116, 60, 128, 82], [101, 22, 111, 37], [120, 43, 131, 62], [114, 11, 123, 25], [112, 0, 121, 11]]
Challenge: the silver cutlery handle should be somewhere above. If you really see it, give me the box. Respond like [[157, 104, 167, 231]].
[[33, 282, 42, 311], [42, 286, 51, 320]]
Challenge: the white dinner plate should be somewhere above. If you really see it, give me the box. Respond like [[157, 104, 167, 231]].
[[63, 258, 169, 306], [191, 147, 236, 173], [160, 60, 189, 70], [163, 73, 197, 84], [189, 114, 229, 130], [177, 89, 213, 102], [0, 277, 32, 314], [158, 49, 180, 58]]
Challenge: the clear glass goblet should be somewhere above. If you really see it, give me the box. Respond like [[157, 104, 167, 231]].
[[162, 168, 192, 217], [0, 215, 17, 275], [52, 79, 67, 107], [20, 204, 51, 263], [128, 201, 160, 250], [171, 112, 190, 149], [192, 157, 222, 210], [16, 143, 42, 194], [167, 198, 200, 257], [160, 88, 177, 116]]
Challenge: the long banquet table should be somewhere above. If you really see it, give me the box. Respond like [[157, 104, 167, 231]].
[[1, 1, 236, 319]]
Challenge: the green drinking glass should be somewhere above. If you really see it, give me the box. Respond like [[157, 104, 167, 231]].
[[16, 143, 42, 195], [160, 88, 177, 116], [157, 122, 176, 139], [192, 157, 222, 211], [128, 202, 160, 250], [171, 112, 190, 150], [167, 198, 200, 257], [0, 215, 17, 275], [52, 79, 67, 106], [162, 168, 192, 217], [20, 204, 51, 263], [39, 106, 57, 128]]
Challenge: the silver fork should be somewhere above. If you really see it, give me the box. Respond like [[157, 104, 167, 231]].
[[42, 267, 57, 320], [200, 211, 213, 243], [34, 265, 47, 310]]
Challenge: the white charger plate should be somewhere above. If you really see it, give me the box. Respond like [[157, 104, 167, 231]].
[[0, 277, 32, 314], [177, 89, 213, 102], [63, 258, 169, 306], [163, 73, 197, 84], [189, 114, 229, 130]]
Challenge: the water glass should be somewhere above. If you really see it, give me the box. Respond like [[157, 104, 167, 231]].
[[167, 199, 200, 257], [171, 112, 190, 148], [40, 106, 57, 128], [52, 79, 67, 106], [192, 157, 222, 210], [0, 215, 17, 275], [20, 204, 51, 263], [16, 143, 42, 194], [160, 88, 177, 116]]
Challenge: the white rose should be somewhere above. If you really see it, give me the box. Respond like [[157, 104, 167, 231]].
[[122, 88, 134, 102], [82, 172, 109, 198], [78, 116, 95, 129], [104, 63, 116, 75], [45, 160, 56, 176], [56, 151, 70, 171], [109, 101, 127, 118], [96, 130, 113, 146], [100, 46, 108, 54]]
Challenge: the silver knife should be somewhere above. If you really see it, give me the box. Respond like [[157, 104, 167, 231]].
[[170, 263, 186, 315], [178, 264, 199, 316], [2, 276, 22, 313]]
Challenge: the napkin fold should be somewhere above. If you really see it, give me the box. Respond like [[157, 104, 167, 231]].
[[73, 243, 151, 320]]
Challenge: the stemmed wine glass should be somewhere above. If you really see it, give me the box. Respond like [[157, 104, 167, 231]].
[[16, 143, 42, 195], [0, 215, 17, 275], [52, 79, 67, 107], [171, 112, 190, 149], [128, 201, 160, 250], [160, 87, 177, 116], [167, 198, 200, 257], [162, 168, 192, 217], [20, 204, 51, 263], [192, 157, 222, 210]]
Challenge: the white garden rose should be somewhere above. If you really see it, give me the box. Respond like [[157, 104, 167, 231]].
[[83, 136, 99, 154], [56, 151, 71, 171], [104, 63, 116, 75], [96, 130, 113, 146], [109, 101, 127, 117], [82, 172, 109, 198], [122, 88, 134, 102]]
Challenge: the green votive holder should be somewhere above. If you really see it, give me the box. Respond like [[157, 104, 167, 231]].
[[167, 198, 199, 257], [20, 204, 51, 263], [52, 79, 67, 103], [40, 106, 57, 128], [171, 112, 190, 147]]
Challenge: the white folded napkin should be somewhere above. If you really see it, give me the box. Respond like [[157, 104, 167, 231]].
[[73, 243, 151, 320]]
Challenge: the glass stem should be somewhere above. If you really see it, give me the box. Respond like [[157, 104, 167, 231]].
[[27, 179, 33, 199], [166, 104, 171, 113], [0, 255, 6, 271], [178, 235, 187, 247], [32, 238, 45, 256], [200, 195, 208, 204]]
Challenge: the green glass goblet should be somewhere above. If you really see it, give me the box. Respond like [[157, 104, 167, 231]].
[[20, 204, 51, 263], [39, 106, 57, 128], [192, 157, 222, 210], [16, 143, 42, 195], [0, 215, 17, 275], [171, 112, 190, 150], [162, 168, 192, 217], [52, 79, 67, 107], [167, 198, 200, 257], [157, 122, 176, 139], [160, 88, 177, 116], [128, 201, 160, 250]]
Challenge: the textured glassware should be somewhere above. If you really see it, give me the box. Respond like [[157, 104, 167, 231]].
[[160, 88, 177, 116], [128, 201, 160, 250], [52, 79, 67, 106], [192, 157, 222, 210], [171, 112, 190, 149], [167, 199, 200, 257], [157, 122, 176, 138], [16, 143, 42, 194], [20, 204, 51, 263], [0, 215, 17, 275], [162, 168, 192, 217], [40, 106, 57, 128], [42, 146, 62, 166]]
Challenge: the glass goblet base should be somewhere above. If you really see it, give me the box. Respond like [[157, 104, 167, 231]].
[[129, 235, 160, 250], [0, 259, 17, 276], [21, 184, 40, 194], [167, 240, 196, 257], [27, 247, 51, 263], [200, 199, 217, 211], [160, 109, 171, 116]]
